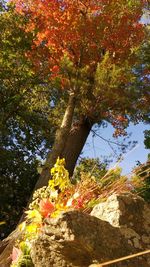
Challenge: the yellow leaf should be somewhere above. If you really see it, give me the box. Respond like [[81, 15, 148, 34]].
[[50, 210, 62, 218], [26, 223, 38, 234], [25, 209, 42, 223]]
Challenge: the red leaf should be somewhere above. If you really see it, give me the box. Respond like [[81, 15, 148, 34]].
[[52, 65, 59, 73], [39, 199, 55, 218]]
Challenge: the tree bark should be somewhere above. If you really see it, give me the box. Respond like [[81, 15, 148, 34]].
[[34, 92, 76, 190], [61, 117, 93, 176], [34, 115, 93, 190]]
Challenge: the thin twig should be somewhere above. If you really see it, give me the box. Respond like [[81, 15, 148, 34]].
[[92, 249, 150, 266], [91, 129, 127, 147]]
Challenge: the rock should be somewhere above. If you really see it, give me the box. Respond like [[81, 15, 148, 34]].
[[91, 193, 150, 266], [30, 193, 150, 267], [31, 210, 135, 267], [91, 193, 150, 247]]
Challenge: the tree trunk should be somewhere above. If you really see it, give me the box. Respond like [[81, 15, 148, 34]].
[[34, 92, 76, 190], [61, 117, 93, 176], [34, 115, 93, 190]]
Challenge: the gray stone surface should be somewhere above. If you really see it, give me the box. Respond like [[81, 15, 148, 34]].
[[30, 194, 150, 267], [91, 193, 150, 266]]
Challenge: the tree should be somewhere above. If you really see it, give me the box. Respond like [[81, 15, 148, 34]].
[[74, 157, 107, 182], [11, 0, 150, 191], [144, 130, 150, 149], [0, 2, 56, 238], [0, 1, 150, 261]]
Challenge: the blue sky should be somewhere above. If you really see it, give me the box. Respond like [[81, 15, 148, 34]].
[[82, 122, 150, 174]]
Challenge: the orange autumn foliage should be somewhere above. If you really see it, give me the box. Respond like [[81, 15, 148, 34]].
[[39, 199, 55, 217], [13, 0, 146, 75], [11, 0, 149, 137]]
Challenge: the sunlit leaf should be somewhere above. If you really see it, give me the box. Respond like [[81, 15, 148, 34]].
[[39, 199, 55, 218], [25, 209, 42, 223]]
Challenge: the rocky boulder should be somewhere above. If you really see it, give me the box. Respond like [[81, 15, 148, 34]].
[[30, 193, 150, 267], [91, 193, 150, 252]]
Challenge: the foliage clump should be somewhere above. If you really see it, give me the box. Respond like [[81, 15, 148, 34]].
[[74, 158, 107, 182]]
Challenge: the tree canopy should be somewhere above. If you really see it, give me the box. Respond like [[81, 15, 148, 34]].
[[11, 0, 149, 134]]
